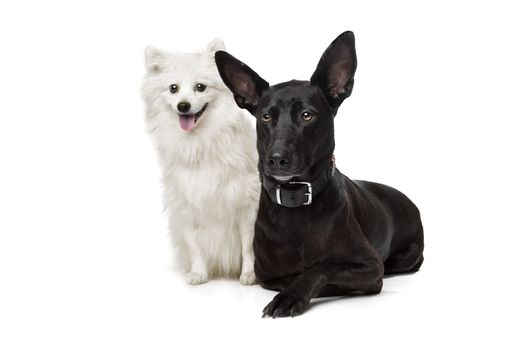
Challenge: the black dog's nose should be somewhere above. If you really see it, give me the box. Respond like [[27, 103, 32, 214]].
[[177, 102, 191, 113], [268, 152, 290, 169]]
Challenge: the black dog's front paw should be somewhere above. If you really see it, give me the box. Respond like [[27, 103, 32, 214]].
[[262, 292, 309, 318]]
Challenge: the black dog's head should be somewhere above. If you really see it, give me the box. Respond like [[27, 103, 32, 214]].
[[215, 31, 357, 183]]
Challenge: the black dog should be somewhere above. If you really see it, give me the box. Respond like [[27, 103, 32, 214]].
[[215, 31, 424, 317]]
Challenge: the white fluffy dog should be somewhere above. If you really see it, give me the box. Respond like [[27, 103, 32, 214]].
[[142, 39, 260, 285]]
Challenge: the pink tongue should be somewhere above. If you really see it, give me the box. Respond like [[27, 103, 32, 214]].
[[178, 115, 196, 131]]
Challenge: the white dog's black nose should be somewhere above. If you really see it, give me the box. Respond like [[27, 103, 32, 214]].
[[177, 102, 191, 113]]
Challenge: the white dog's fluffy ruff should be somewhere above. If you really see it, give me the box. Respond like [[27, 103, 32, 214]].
[[142, 39, 260, 285]]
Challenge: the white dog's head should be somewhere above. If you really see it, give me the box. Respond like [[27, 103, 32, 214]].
[[142, 39, 228, 132]]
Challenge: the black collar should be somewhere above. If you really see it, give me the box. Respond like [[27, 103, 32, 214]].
[[262, 156, 336, 208]]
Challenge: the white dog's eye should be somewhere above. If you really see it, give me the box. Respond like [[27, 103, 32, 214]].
[[195, 83, 206, 92], [169, 84, 178, 93]]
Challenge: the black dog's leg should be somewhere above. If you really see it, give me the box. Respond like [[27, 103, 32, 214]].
[[260, 274, 301, 292], [384, 242, 424, 275], [262, 256, 384, 318]]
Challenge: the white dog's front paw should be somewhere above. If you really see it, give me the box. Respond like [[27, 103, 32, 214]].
[[239, 271, 257, 285], [184, 272, 208, 285]]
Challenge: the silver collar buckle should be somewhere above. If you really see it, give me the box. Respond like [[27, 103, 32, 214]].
[[275, 181, 312, 206]]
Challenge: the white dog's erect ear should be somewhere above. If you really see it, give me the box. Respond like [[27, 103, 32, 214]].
[[206, 38, 226, 52], [144, 46, 168, 73]]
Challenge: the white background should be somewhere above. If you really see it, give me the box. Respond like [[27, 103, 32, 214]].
[[1, 0, 524, 349]]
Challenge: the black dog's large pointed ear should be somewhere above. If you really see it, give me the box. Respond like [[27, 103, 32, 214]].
[[215, 51, 269, 114], [310, 31, 357, 109]]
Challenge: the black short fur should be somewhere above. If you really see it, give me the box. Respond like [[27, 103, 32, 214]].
[[215, 31, 424, 318]]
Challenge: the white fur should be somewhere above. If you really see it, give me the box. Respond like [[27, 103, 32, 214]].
[[142, 39, 260, 285]]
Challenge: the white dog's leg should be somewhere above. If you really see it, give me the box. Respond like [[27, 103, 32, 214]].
[[238, 208, 257, 285], [183, 230, 208, 285]]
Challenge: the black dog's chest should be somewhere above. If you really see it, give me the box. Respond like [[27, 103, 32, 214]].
[[254, 194, 351, 280], [254, 227, 331, 280]]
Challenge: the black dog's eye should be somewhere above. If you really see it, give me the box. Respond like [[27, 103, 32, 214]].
[[195, 83, 206, 92], [261, 113, 272, 123], [169, 84, 178, 93], [302, 111, 314, 121]]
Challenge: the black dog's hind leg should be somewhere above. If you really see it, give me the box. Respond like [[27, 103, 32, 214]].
[[384, 242, 424, 275], [262, 255, 384, 318]]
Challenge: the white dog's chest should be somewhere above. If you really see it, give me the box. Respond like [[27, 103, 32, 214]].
[[166, 161, 250, 212]]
